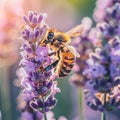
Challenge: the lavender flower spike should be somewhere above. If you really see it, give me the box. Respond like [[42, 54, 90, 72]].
[[18, 11, 60, 116], [83, 0, 120, 113]]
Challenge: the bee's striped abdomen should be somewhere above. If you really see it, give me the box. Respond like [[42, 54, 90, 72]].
[[58, 50, 75, 77]]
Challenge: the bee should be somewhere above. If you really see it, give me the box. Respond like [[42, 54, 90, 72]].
[[40, 25, 83, 77]]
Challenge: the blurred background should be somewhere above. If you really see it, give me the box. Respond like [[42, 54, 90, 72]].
[[0, 0, 120, 120]]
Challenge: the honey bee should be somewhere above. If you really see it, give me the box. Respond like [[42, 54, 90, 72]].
[[40, 25, 83, 77]]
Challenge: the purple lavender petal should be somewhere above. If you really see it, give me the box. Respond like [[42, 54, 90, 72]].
[[28, 11, 34, 22], [23, 16, 29, 24], [37, 99, 44, 107], [35, 29, 40, 38], [41, 87, 48, 95], [30, 101, 39, 110], [32, 16, 37, 24], [38, 14, 43, 23], [47, 81, 53, 89]]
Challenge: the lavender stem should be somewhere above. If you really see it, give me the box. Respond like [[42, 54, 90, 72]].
[[78, 87, 84, 120], [44, 112, 47, 120], [101, 112, 106, 120], [101, 93, 107, 120]]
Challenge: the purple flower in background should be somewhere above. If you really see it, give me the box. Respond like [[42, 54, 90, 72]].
[[21, 111, 34, 120], [83, 0, 120, 112], [84, 40, 120, 111], [93, 0, 120, 22], [70, 17, 94, 87], [83, 58, 107, 78], [18, 11, 61, 118], [95, 1, 120, 41]]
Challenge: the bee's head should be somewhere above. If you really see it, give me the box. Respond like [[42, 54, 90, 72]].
[[47, 31, 54, 41], [44, 29, 55, 44]]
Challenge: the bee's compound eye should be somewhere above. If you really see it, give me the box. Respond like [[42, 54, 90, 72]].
[[47, 32, 54, 40]]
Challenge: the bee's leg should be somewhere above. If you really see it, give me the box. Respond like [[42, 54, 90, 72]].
[[48, 50, 61, 59], [45, 49, 62, 76], [48, 52, 56, 56], [44, 60, 59, 72]]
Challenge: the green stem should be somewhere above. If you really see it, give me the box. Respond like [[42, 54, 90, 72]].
[[101, 93, 107, 120], [44, 112, 47, 120], [101, 111, 106, 120], [78, 87, 84, 120], [0, 66, 12, 120]]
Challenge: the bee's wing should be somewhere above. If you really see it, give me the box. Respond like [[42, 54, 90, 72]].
[[63, 43, 80, 58], [66, 24, 83, 39]]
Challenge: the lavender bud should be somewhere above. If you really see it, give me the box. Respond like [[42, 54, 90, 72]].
[[28, 11, 34, 21], [23, 16, 29, 24], [32, 16, 37, 24], [30, 101, 39, 110]]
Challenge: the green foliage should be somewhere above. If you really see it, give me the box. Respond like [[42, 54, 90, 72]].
[[69, 0, 96, 17]]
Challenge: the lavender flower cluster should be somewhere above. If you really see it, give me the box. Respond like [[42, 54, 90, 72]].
[[95, 0, 120, 40], [17, 91, 67, 120], [83, 0, 120, 112], [70, 17, 95, 87], [19, 11, 61, 116]]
